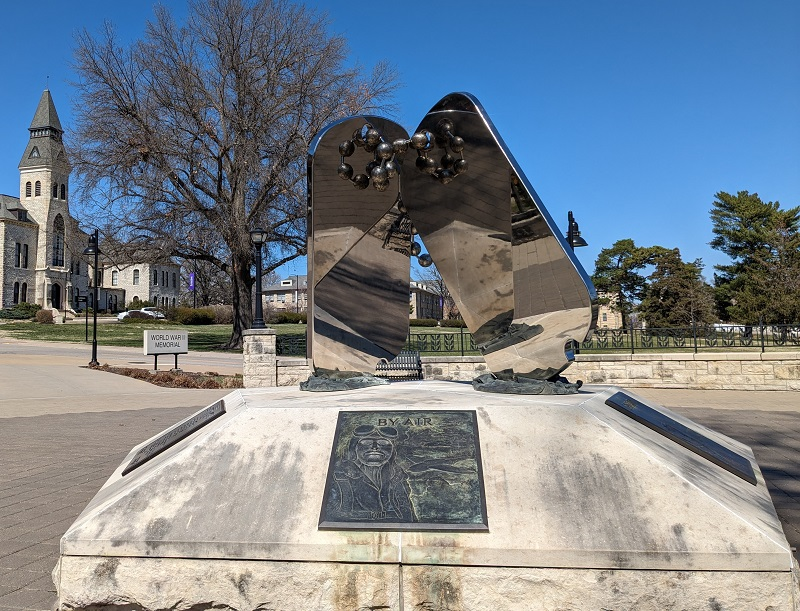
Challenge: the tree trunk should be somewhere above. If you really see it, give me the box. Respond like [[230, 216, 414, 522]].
[[225, 250, 254, 350]]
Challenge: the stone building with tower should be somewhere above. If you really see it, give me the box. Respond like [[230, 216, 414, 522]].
[[0, 90, 180, 314]]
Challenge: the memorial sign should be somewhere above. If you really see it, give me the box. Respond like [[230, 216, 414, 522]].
[[144, 330, 189, 355], [605, 391, 757, 485], [319, 410, 488, 531], [121, 400, 226, 476]]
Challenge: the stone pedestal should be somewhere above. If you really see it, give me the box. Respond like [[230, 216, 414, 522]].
[[55, 383, 800, 610], [242, 328, 276, 387]]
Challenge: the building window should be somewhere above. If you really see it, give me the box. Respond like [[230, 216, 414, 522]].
[[52, 214, 65, 266], [23, 244, 28, 268], [162, 271, 167, 287], [112, 270, 119, 286], [172, 272, 177, 288], [35, 181, 41, 196], [74, 260, 78, 275], [15, 243, 21, 267], [25, 182, 31, 197], [13, 282, 19, 304], [61, 184, 66, 200], [153, 270, 158, 286], [52, 183, 58, 198], [133, 269, 140, 285], [21, 283, 28, 303], [602, 313, 607, 322], [278, 294, 285, 303]]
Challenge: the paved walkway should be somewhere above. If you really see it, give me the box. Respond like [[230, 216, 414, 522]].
[[0, 339, 799, 610]]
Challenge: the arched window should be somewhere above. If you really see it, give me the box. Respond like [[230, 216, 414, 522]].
[[15, 243, 21, 267], [13, 282, 19, 304], [52, 214, 65, 266], [133, 269, 140, 285], [25, 182, 31, 197], [35, 181, 41, 196], [172, 297, 176, 307], [23, 245, 28, 268], [61, 184, 66, 200], [21, 283, 28, 303], [52, 183, 58, 198], [112, 270, 119, 286], [153, 270, 158, 285], [172, 272, 177, 288]]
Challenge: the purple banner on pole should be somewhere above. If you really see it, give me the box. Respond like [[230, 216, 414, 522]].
[[188, 272, 195, 291]]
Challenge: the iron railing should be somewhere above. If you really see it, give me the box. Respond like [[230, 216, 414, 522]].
[[274, 324, 800, 357]]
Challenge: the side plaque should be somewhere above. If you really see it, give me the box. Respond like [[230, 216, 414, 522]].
[[320, 410, 488, 531], [605, 392, 757, 485], [121, 400, 226, 476]]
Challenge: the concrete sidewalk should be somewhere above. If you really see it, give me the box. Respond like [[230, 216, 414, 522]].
[[0, 339, 798, 610]]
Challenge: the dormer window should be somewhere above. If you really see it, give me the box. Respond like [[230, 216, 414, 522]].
[[29, 146, 40, 159]]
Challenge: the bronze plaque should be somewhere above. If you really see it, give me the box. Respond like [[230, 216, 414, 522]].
[[605, 392, 757, 485], [319, 410, 488, 531], [121, 400, 226, 476]]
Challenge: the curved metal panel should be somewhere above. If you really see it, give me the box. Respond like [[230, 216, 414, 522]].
[[308, 116, 411, 373], [401, 93, 597, 379]]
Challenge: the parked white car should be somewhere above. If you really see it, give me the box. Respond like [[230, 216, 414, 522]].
[[117, 307, 166, 321]]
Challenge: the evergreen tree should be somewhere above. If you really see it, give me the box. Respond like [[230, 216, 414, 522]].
[[710, 191, 800, 323]]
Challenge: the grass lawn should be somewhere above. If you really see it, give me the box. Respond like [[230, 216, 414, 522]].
[[0, 320, 308, 352]]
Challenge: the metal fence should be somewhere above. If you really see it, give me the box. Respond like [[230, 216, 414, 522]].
[[580, 324, 800, 354], [275, 324, 800, 357]]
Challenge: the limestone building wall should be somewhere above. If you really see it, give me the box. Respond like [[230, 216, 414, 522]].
[[107, 262, 182, 308], [1, 220, 38, 308]]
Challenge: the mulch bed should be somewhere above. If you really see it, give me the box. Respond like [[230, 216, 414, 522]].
[[89, 364, 244, 389]]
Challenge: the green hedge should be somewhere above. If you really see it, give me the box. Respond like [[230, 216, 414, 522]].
[[0, 303, 41, 320], [268, 311, 307, 324], [410, 318, 439, 327], [174, 307, 216, 325], [439, 318, 467, 328]]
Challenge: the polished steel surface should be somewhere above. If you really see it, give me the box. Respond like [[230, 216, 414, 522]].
[[401, 93, 597, 379], [308, 117, 412, 373]]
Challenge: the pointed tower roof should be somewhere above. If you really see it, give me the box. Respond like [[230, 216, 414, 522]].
[[19, 89, 70, 172], [29, 89, 63, 132]]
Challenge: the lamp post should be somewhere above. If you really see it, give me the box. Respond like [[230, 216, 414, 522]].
[[566, 210, 588, 250], [250, 228, 268, 329], [83, 229, 101, 366]]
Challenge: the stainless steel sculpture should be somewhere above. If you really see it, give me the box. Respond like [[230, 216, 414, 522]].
[[307, 117, 413, 374], [402, 93, 597, 380], [307, 93, 596, 383]]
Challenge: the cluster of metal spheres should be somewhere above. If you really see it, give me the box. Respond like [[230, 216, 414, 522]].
[[337, 119, 468, 191], [395, 198, 433, 267]]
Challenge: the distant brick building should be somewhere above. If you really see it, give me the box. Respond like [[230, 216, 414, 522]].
[[263, 275, 308, 313], [410, 281, 443, 320]]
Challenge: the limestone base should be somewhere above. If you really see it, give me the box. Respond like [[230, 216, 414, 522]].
[[55, 556, 800, 611]]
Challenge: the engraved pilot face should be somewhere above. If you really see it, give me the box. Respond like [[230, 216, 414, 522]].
[[352, 425, 397, 467]]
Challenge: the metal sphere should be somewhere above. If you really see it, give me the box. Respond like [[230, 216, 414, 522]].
[[339, 140, 355, 157], [353, 174, 370, 189], [449, 135, 465, 153], [415, 155, 430, 172], [376, 142, 394, 160], [365, 128, 381, 147], [374, 179, 390, 192], [354, 126, 368, 146], [422, 156, 438, 174], [410, 131, 430, 150], [337, 163, 354, 180], [438, 169, 455, 184], [441, 153, 455, 169], [436, 118, 454, 137], [364, 142, 377, 153], [410, 241, 421, 256], [385, 160, 399, 178], [397, 199, 407, 213], [410, 224, 418, 235], [371, 165, 388, 182], [393, 139, 409, 154], [418, 253, 433, 267], [366, 161, 379, 175], [453, 158, 468, 175]]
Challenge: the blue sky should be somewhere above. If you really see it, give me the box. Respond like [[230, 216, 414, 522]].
[[1, 1, 797, 282]]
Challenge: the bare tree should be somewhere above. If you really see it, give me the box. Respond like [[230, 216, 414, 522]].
[[70, 0, 399, 347], [415, 264, 460, 320]]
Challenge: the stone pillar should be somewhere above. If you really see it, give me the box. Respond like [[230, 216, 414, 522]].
[[243, 328, 277, 388]]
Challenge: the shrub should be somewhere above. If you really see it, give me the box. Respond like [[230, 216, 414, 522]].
[[210, 304, 234, 324], [122, 310, 159, 322], [0, 303, 41, 320], [174, 307, 216, 325], [268, 311, 307, 324], [129, 298, 154, 309], [440, 318, 467, 328], [35, 309, 54, 324], [410, 318, 439, 327]]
